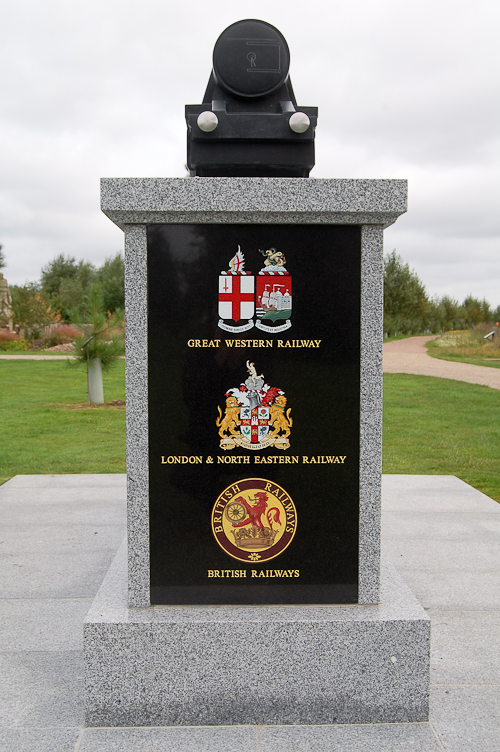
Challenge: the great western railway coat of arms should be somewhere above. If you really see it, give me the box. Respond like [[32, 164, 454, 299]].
[[216, 361, 292, 450], [218, 247, 292, 334]]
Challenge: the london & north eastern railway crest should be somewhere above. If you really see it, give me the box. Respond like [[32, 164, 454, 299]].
[[216, 361, 292, 450]]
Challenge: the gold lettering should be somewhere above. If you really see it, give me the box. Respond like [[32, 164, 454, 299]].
[[207, 569, 248, 578], [162, 455, 202, 464], [188, 339, 221, 347]]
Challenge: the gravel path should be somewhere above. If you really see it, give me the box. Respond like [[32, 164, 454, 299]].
[[384, 335, 500, 390]]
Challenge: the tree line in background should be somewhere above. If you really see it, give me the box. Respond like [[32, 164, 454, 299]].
[[1, 251, 125, 403], [383, 251, 500, 337], [1, 247, 499, 340], [6, 253, 124, 338]]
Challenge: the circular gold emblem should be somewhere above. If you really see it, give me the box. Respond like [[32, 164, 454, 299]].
[[211, 478, 297, 563]]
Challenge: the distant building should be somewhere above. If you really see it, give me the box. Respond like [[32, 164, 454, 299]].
[[0, 272, 13, 329]]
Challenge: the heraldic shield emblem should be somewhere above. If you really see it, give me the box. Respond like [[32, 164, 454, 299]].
[[216, 361, 292, 450], [256, 247, 292, 333], [218, 248, 255, 333], [211, 478, 297, 563], [218, 245, 292, 333]]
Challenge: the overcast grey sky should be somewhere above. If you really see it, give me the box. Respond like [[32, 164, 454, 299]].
[[1, 0, 499, 305]]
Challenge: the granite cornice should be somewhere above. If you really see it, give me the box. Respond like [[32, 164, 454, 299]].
[[101, 177, 407, 228]]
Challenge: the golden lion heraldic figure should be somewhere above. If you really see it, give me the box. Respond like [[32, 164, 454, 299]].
[[269, 394, 292, 438], [216, 395, 241, 437]]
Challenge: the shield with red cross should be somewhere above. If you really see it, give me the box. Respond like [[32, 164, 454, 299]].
[[240, 405, 270, 444], [218, 273, 255, 323]]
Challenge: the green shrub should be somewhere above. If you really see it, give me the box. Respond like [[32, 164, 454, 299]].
[[42, 324, 79, 348], [0, 338, 31, 351]]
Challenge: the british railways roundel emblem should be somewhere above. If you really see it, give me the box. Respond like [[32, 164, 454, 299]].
[[211, 478, 297, 563]]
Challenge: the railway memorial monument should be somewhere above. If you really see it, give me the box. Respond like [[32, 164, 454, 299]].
[[84, 19, 430, 726]]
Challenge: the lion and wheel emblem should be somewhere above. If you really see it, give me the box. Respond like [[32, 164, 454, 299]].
[[212, 478, 297, 563]]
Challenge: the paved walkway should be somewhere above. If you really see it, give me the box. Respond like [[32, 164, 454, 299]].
[[0, 354, 74, 360], [383, 336, 500, 390], [0, 474, 498, 751]]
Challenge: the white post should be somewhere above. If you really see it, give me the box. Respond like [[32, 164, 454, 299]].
[[88, 358, 104, 404]]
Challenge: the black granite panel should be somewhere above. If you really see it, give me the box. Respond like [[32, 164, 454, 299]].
[[147, 224, 361, 604]]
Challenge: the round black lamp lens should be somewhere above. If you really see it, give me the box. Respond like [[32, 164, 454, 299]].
[[213, 19, 290, 98]]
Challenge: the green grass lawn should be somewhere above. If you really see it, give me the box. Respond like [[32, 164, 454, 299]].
[[0, 360, 125, 485], [1, 362, 499, 504], [426, 331, 500, 369], [426, 351, 500, 369], [383, 373, 500, 502]]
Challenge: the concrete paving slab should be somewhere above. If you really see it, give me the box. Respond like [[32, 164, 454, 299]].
[[258, 722, 442, 751], [0, 728, 81, 752], [0, 598, 92, 651], [4, 475, 126, 489], [0, 484, 125, 507], [392, 569, 500, 610], [0, 498, 126, 528], [382, 475, 500, 513], [430, 685, 500, 752], [429, 609, 500, 684], [79, 726, 259, 752], [0, 525, 126, 555], [0, 550, 119, 599], [383, 538, 500, 572], [382, 511, 500, 541], [0, 651, 83, 728]]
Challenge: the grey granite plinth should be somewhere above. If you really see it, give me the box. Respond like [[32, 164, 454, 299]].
[[101, 178, 408, 607], [84, 539, 429, 727]]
